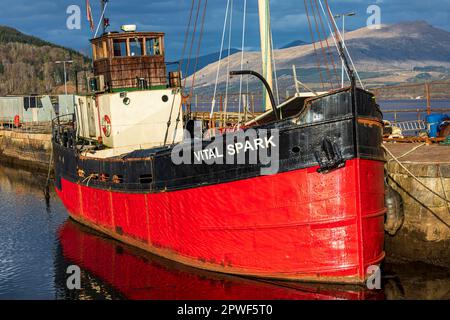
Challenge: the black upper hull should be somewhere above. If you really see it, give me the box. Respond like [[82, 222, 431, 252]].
[[53, 88, 384, 193]]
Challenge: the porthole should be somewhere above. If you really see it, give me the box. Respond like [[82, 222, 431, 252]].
[[162, 95, 169, 103]]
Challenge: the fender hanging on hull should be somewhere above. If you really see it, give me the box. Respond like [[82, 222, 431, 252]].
[[384, 183, 404, 236]]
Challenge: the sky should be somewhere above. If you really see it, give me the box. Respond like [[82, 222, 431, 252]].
[[1, 0, 450, 60]]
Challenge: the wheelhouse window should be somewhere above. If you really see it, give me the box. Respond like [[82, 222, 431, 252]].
[[129, 38, 144, 57], [93, 41, 105, 59], [145, 37, 161, 56], [113, 39, 127, 57]]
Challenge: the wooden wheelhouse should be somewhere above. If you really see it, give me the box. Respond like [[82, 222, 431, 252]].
[[90, 31, 168, 91]]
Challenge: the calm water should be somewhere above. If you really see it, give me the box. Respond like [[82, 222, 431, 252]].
[[379, 99, 450, 122], [0, 163, 449, 300]]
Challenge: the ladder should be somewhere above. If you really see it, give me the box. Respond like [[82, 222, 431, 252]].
[[394, 120, 426, 133]]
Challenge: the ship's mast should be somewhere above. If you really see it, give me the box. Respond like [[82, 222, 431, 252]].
[[258, 0, 273, 111]]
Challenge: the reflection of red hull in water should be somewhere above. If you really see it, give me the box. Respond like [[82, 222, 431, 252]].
[[59, 220, 384, 300]]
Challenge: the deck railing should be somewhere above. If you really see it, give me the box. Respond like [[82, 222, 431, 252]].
[[52, 114, 77, 149]]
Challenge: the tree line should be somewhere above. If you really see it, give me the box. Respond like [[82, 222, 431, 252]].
[[0, 26, 91, 95]]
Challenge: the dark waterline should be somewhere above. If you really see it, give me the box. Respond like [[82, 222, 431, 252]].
[[0, 163, 449, 300]]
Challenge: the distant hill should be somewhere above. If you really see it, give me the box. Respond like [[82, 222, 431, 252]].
[[180, 48, 240, 77], [279, 40, 308, 49], [187, 21, 450, 94], [0, 26, 91, 95]]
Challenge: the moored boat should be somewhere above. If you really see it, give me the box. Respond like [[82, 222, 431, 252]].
[[53, 0, 386, 284]]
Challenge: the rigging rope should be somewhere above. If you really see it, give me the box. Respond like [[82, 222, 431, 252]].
[[189, 0, 208, 96], [223, 0, 234, 124], [322, 0, 365, 89], [174, 0, 208, 144], [164, 0, 196, 146], [238, 0, 248, 119], [179, 0, 196, 75], [309, 0, 333, 89], [183, 0, 203, 89], [210, 0, 231, 118], [316, 0, 351, 84], [94, 1, 108, 38], [304, 0, 325, 90], [314, 0, 339, 85]]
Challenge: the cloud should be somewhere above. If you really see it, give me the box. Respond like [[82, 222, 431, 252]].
[[0, 0, 449, 60], [272, 14, 308, 31]]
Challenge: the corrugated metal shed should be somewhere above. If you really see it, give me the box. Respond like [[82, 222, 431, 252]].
[[0, 95, 75, 123]]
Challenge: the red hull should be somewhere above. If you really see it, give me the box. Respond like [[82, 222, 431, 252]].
[[56, 158, 385, 284]]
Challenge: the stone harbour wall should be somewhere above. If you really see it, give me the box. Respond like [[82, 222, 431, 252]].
[[0, 129, 52, 172], [385, 159, 450, 268]]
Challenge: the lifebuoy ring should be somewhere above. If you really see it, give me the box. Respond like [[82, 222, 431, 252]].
[[101, 115, 112, 137], [14, 115, 20, 128]]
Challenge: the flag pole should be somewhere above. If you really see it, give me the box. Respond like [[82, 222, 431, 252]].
[[94, 0, 109, 38], [86, 0, 95, 33]]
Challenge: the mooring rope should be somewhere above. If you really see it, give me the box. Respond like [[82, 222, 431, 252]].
[[45, 147, 53, 187], [387, 143, 426, 163], [438, 165, 450, 216], [383, 144, 450, 228], [82, 173, 97, 187], [382, 144, 450, 205]]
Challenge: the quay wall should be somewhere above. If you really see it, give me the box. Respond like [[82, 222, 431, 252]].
[[385, 153, 450, 268], [0, 129, 52, 172]]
